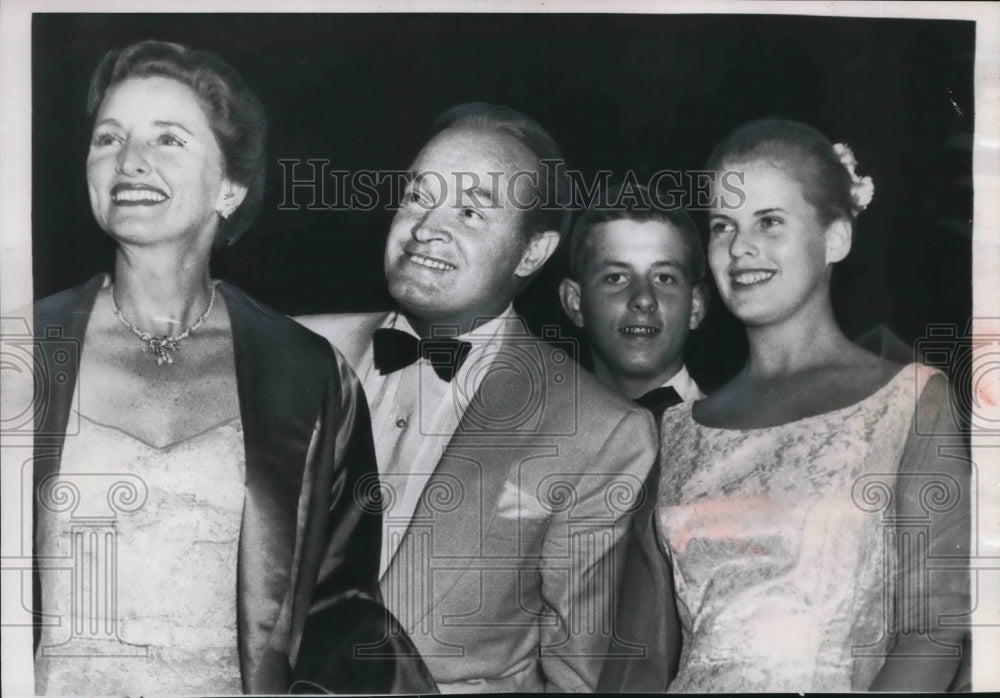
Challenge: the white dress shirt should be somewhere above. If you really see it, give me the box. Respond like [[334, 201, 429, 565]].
[[352, 306, 520, 576], [660, 364, 706, 402]]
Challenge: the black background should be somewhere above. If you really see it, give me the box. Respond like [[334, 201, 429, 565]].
[[32, 13, 974, 390]]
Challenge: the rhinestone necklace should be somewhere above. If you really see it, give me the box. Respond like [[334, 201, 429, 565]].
[[110, 283, 216, 366]]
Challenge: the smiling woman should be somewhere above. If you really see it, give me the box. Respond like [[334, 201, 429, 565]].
[[25, 40, 434, 695], [87, 76, 240, 252], [631, 118, 972, 692], [86, 39, 267, 249]]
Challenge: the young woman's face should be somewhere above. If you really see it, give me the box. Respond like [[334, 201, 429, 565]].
[[707, 159, 842, 328], [87, 76, 239, 248]]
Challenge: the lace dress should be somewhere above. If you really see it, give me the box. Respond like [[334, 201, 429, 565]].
[[34, 411, 246, 695], [657, 364, 969, 692]]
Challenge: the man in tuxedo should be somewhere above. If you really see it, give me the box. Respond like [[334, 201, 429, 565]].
[[558, 185, 709, 690], [297, 103, 657, 692]]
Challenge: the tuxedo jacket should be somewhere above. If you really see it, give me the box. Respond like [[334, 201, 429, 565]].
[[297, 311, 659, 692], [29, 275, 434, 694]]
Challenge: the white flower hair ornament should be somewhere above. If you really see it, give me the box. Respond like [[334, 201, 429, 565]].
[[833, 142, 875, 216]]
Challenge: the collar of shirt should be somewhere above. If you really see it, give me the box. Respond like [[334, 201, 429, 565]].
[[359, 305, 518, 470], [660, 365, 706, 402], [386, 304, 518, 344], [395, 304, 519, 409]]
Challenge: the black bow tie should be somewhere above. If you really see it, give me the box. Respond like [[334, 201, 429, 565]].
[[372, 327, 472, 382], [635, 385, 683, 420]]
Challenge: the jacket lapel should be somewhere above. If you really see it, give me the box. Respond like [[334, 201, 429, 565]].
[[33, 275, 104, 448], [310, 312, 419, 574], [32, 274, 105, 651], [219, 283, 321, 693], [380, 327, 558, 631]]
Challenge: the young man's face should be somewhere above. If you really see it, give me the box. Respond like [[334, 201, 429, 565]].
[[384, 126, 556, 332], [561, 219, 707, 392]]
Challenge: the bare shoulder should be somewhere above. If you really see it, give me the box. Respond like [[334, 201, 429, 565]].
[[825, 343, 907, 391]]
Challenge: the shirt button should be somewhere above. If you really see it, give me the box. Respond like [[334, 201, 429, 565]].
[[395, 417, 407, 428]]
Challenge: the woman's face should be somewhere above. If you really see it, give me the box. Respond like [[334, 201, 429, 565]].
[[707, 159, 847, 328], [87, 76, 239, 248]]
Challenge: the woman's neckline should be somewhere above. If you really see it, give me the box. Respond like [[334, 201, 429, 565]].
[[689, 362, 915, 433], [73, 409, 242, 453]]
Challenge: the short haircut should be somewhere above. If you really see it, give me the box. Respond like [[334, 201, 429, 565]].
[[568, 183, 706, 283], [429, 102, 571, 240], [705, 118, 854, 227], [87, 39, 268, 246]]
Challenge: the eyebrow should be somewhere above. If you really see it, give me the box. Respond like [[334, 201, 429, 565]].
[[92, 118, 196, 138], [463, 186, 496, 206], [596, 260, 685, 271], [153, 120, 195, 136], [753, 207, 788, 217], [406, 171, 442, 190]]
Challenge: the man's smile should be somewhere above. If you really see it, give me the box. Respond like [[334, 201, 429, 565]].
[[729, 268, 777, 288], [405, 251, 457, 271], [619, 324, 661, 337]]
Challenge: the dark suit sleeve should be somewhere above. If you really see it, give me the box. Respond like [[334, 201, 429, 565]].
[[290, 350, 437, 694], [596, 461, 682, 692]]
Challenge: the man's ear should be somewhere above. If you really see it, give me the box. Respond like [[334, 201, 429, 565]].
[[558, 278, 585, 328], [825, 218, 852, 264], [689, 282, 709, 331], [515, 230, 561, 278]]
